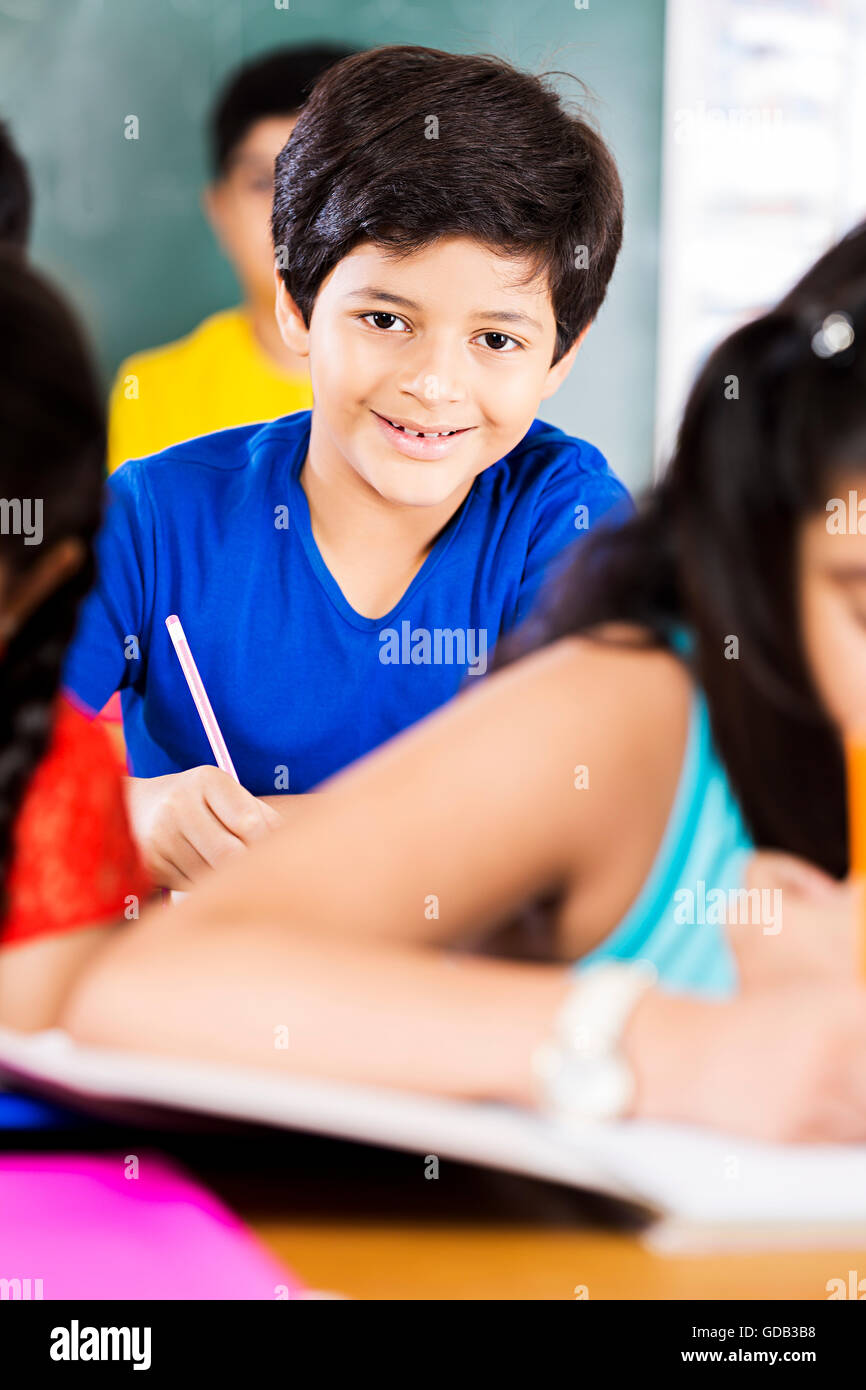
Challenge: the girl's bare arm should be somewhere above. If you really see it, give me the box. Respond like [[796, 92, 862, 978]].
[[61, 910, 575, 1100], [0, 925, 113, 1031]]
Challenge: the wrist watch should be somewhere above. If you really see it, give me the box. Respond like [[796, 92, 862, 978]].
[[532, 959, 658, 1124]]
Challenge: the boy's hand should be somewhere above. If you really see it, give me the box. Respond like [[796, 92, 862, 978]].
[[726, 850, 857, 990], [126, 768, 282, 890]]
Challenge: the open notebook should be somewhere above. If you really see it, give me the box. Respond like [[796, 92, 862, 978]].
[[1, 1024, 865, 1254]]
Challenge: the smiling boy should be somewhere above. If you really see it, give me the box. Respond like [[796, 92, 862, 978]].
[[62, 44, 629, 889]]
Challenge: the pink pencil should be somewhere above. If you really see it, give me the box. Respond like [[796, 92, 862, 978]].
[[165, 614, 239, 781]]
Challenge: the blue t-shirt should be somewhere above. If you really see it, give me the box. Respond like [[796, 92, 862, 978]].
[[63, 410, 630, 793]]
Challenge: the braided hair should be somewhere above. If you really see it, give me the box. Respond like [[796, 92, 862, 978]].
[[0, 251, 104, 916]]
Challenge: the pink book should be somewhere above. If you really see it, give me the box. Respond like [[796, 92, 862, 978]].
[[0, 1152, 306, 1300]]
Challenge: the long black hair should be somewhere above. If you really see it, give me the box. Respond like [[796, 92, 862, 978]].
[[499, 220, 866, 878], [0, 251, 104, 913]]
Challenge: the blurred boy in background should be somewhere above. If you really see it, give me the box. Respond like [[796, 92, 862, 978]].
[[107, 43, 356, 473]]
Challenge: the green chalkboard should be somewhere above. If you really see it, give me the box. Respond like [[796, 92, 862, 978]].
[[0, 0, 665, 491]]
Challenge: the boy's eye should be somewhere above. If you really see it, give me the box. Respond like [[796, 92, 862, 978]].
[[361, 312, 410, 332], [474, 331, 520, 352]]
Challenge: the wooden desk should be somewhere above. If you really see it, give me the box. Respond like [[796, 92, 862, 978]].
[[247, 1221, 866, 1301]]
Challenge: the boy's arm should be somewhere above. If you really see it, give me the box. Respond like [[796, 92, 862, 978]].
[[61, 467, 280, 888], [62, 468, 151, 716]]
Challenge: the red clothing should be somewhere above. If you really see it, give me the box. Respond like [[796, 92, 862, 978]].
[[2, 696, 150, 947]]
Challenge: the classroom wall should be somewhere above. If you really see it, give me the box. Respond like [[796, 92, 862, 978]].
[[0, 0, 665, 493]]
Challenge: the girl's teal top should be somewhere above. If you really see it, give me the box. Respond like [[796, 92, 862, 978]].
[[578, 675, 753, 999]]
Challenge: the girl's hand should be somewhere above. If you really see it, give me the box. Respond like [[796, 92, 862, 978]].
[[623, 851, 866, 1141], [125, 768, 282, 890], [725, 849, 857, 989], [625, 979, 866, 1143]]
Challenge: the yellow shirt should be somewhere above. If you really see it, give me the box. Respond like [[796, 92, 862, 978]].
[[107, 306, 313, 473]]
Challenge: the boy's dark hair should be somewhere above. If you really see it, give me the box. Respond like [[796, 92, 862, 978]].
[[211, 43, 359, 177], [272, 45, 624, 365], [0, 120, 31, 249]]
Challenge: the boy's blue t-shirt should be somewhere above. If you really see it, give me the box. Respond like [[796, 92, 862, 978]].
[[63, 410, 630, 793]]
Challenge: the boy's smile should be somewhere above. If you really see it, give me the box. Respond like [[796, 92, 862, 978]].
[[371, 408, 475, 461], [277, 235, 586, 511]]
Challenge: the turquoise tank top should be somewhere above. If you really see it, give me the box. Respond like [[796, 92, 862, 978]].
[[577, 680, 753, 998]]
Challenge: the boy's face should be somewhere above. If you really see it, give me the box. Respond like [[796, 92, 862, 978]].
[[280, 235, 584, 508], [206, 115, 298, 311]]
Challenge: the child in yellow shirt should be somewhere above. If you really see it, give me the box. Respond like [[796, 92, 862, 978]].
[[108, 44, 355, 473]]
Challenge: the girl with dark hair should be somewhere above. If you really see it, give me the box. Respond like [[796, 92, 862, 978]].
[[0, 252, 149, 1029], [498, 218, 866, 883], [61, 222, 866, 1145]]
